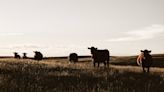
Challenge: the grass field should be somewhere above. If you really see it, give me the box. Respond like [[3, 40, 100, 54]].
[[0, 55, 164, 92]]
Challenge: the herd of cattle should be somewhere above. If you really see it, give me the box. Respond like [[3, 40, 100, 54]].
[[14, 51, 43, 61], [13, 46, 153, 73]]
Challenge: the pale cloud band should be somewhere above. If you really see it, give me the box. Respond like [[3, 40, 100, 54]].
[[107, 24, 164, 42], [11, 44, 49, 49], [0, 44, 48, 49], [0, 33, 24, 36]]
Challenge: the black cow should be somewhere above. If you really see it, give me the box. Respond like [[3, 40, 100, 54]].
[[69, 53, 78, 63], [88, 47, 110, 67], [23, 53, 28, 59], [14, 52, 21, 59], [34, 51, 43, 61], [137, 49, 153, 73]]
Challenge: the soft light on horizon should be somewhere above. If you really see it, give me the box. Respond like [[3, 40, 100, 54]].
[[0, 0, 164, 57]]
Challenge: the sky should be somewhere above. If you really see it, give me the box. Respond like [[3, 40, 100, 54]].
[[0, 0, 164, 57]]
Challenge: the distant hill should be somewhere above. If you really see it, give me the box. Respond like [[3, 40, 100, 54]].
[[152, 54, 164, 57], [0, 54, 164, 68], [0, 56, 13, 58], [110, 54, 164, 68]]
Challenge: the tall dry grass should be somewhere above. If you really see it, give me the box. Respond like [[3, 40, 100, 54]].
[[0, 58, 164, 92]]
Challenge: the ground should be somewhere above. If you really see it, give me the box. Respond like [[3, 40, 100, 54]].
[[0, 56, 164, 92]]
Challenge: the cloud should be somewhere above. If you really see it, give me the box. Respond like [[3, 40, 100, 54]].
[[0, 44, 48, 50], [0, 33, 24, 36], [107, 24, 164, 42], [10, 44, 49, 49]]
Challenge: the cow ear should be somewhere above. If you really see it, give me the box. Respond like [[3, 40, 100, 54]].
[[149, 50, 151, 53], [141, 50, 144, 52], [88, 47, 91, 49]]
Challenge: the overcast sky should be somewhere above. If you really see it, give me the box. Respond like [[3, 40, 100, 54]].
[[0, 0, 164, 57]]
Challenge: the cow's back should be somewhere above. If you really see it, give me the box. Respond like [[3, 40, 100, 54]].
[[34, 52, 43, 60], [69, 53, 78, 62], [93, 50, 109, 62]]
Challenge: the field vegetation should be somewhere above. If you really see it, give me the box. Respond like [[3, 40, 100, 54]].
[[0, 55, 164, 92]]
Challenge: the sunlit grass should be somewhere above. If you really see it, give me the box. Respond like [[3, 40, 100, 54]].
[[0, 58, 164, 92]]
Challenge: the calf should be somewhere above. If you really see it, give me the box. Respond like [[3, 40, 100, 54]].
[[23, 53, 28, 59], [14, 52, 21, 59]]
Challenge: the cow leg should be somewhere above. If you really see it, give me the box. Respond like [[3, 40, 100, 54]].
[[107, 61, 109, 67], [98, 62, 100, 67], [147, 67, 150, 73], [94, 62, 96, 67], [142, 67, 146, 72], [104, 62, 106, 67]]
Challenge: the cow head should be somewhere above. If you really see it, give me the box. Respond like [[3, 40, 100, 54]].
[[88, 47, 97, 54], [13, 52, 18, 55], [23, 53, 27, 55], [34, 51, 39, 54], [141, 49, 151, 55]]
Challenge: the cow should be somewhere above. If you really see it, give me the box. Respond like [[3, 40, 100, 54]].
[[69, 53, 78, 63], [22, 53, 28, 59], [137, 49, 153, 73], [34, 51, 43, 61], [14, 52, 21, 59], [88, 47, 110, 67]]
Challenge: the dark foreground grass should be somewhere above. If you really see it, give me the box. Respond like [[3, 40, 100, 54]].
[[0, 59, 164, 92]]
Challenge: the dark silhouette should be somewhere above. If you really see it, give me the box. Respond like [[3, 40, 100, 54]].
[[22, 53, 28, 59], [34, 51, 43, 61], [69, 53, 78, 63], [13, 52, 21, 59], [88, 47, 110, 67], [137, 49, 153, 73]]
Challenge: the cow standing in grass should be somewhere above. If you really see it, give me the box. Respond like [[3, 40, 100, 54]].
[[23, 53, 28, 59], [34, 51, 43, 61], [14, 52, 21, 59], [69, 53, 78, 63], [88, 47, 110, 67], [137, 49, 153, 73]]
